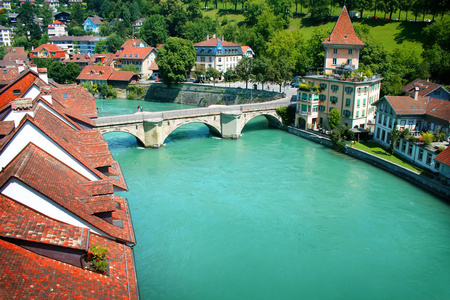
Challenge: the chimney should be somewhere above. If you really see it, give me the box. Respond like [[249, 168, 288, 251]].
[[41, 86, 52, 104], [18, 63, 25, 73], [222, 35, 224, 41], [207, 34, 209, 41], [212, 34, 216, 39], [38, 68, 49, 84], [414, 86, 419, 100]]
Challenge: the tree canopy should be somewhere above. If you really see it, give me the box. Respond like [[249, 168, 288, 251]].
[[156, 37, 196, 87]]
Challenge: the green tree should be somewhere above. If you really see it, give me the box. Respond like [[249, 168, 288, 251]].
[[106, 33, 124, 53], [65, 62, 82, 83], [235, 56, 253, 89], [389, 119, 399, 154], [194, 64, 206, 80], [71, 3, 85, 27], [121, 64, 140, 74], [156, 37, 196, 87], [306, 28, 329, 70], [139, 15, 169, 47], [206, 67, 221, 85], [48, 61, 66, 84], [94, 39, 107, 53], [252, 56, 271, 89], [267, 56, 292, 92], [309, 0, 331, 23], [187, 0, 202, 20], [40, 3, 53, 28], [328, 108, 341, 129], [161, 0, 188, 37]]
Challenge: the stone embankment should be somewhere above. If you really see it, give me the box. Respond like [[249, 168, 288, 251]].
[[288, 127, 450, 200], [135, 83, 283, 106]]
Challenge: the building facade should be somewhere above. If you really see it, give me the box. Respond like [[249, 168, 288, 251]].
[[372, 94, 450, 173], [114, 39, 156, 79], [29, 44, 66, 61], [83, 15, 103, 34], [47, 20, 67, 37], [295, 6, 382, 131], [194, 35, 250, 74], [0, 25, 12, 46], [49, 35, 106, 55]]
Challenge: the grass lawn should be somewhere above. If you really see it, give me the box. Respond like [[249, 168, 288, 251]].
[[353, 141, 423, 173], [201, 3, 447, 54]]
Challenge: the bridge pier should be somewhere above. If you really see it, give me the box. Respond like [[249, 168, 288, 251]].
[[143, 119, 164, 148], [221, 112, 242, 139]]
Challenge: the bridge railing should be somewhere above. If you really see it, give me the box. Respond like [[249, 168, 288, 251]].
[[95, 99, 292, 126]]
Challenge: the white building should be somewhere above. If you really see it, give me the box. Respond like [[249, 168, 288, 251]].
[[194, 34, 251, 74], [0, 25, 12, 46], [48, 20, 67, 38]]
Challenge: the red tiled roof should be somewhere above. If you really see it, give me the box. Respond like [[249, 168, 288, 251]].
[[121, 38, 147, 49], [434, 147, 450, 166], [2, 47, 27, 64], [0, 195, 90, 250], [0, 143, 134, 243], [426, 98, 450, 122], [115, 46, 154, 60], [0, 120, 14, 136], [322, 6, 365, 46], [0, 229, 139, 299], [194, 37, 241, 47], [401, 79, 442, 97], [63, 53, 91, 64], [30, 44, 66, 58], [108, 71, 137, 81], [0, 70, 39, 107], [51, 85, 98, 119], [90, 53, 115, 66], [77, 65, 115, 81], [374, 96, 450, 122], [0, 68, 19, 86]]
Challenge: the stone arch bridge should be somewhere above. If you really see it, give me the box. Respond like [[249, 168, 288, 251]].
[[94, 100, 290, 148]]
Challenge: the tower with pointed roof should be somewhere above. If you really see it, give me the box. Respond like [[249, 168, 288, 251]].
[[322, 6, 364, 74], [295, 6, 383, 132]]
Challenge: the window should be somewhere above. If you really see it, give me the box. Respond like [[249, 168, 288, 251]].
[[346, 98, 351, 106], [329, 107, 334, 112], [357, 99, 360, 107], [332, 58, 337, 65], [357, 88, 361, 94], [363, 98, 366, 106], [343, 110, 351, 117], [312, 105, 318, 112], [418, 149, 424, 161], [319, 94, 326, 101], [348, 49, 353, 54], [301, 104, 307, 112], [13, 89, 20, 95], [376, 128, 380, 139], [435, 161, 440, 170], [345, 87, 353, 94], [330, 96, 338, 104], [63, 93, 68, 99], [408, 144, 413, 156], [396, 139, 400, 149], [381, 129, 385, 141], [356, 111, 359, 117], [320, 83, 327, 89], [333, 49, 338, 54], [218, 58, 221, 62], [362, 109, 365, 116], [383, 116, 387, 126], [426, 153, 432, 165], [402, 142, 406, 153], [331, 85, 339, 92], [319, 105, 326, 112]]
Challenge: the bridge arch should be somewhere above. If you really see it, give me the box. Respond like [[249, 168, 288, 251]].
[[160, 118, 222, 143], [239, 110, 283, 133], [98, 124, 146, 146]]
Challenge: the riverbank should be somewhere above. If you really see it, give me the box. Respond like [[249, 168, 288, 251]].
[[288, 127, 450, 200]]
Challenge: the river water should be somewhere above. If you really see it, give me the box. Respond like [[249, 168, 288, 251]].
[[97, 99, 450, 300]]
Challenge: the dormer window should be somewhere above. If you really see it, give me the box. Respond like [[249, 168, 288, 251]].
[[13, 89, 20, 95], [333, 49, 338, 54], [136, 55, 139, 58], [63, 93, 68, 98]]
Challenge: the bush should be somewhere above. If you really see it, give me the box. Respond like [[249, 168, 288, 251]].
[[127, 85, 144, 99], [409, 135, 419, 143], [421, 131, 435, 145], [276, 105, 295, 126], [329, 128, 346, 152], [437, 147, 445, 153], [88, 243, 109, 273]]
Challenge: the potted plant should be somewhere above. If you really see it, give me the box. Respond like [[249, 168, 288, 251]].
[[85, 243, 109, 275]]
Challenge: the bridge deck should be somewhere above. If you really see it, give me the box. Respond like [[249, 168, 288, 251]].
[[94, 99, 292, 127]]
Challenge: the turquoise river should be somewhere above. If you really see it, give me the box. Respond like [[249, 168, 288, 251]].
[[97, 99, 450, 300]]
